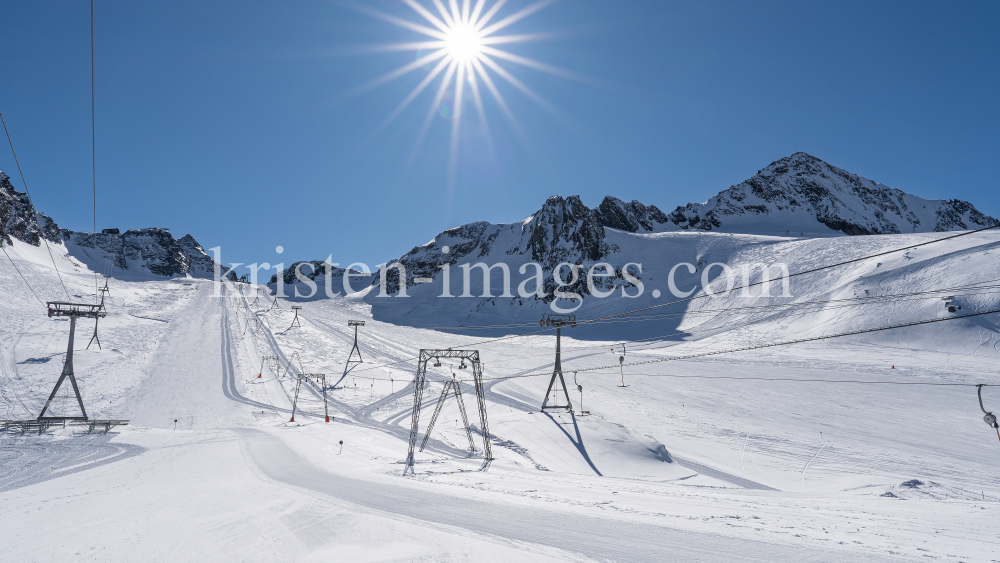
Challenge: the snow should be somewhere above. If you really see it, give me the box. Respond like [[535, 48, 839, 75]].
[[2, 230, 1000, 562]]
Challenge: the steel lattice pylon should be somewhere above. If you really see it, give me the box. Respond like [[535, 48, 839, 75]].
[[405, 349, 492, 475], [290, 373, 329, 423]]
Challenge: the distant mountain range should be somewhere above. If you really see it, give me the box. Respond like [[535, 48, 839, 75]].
[[3, 153, 997, 281], [0, 171, 226, 279], [354, 152, 998, 297]]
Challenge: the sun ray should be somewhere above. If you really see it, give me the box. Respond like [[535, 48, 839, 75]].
[[408, 59, 459, 165], [348, 48, 449, 97], [346, 1, 447, 40], [471, 56, 524, 135], [401, 0, 451, 33], [479, 45, 591, 83], [474, 0, 508, 33], [468, 0, 488, 26], [381, 56, 453, 131], [465, 60, 498, 158], [479, 32, 556, 46], [447, 61, 468, 184], [476, 53, 563, 119], [449, 0, 463, 26], [460, 0, 472, 24], [431, 0, 457, 27], [478, 0, 557, 36], [344, 41, 446, 55]]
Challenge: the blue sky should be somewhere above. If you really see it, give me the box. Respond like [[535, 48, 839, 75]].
[[1, 0, 998, 269]]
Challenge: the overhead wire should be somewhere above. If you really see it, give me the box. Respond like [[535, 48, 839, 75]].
[[91, 0, 99, 305], [351, 268, 1000, 374], [1, 245, 45, 306], [482, 370, 1000, 387], [414, 278, 1000, 331], [569, 222, 1000, 329], [477, 306, 1000, 382], [0, 108, 72, 301]]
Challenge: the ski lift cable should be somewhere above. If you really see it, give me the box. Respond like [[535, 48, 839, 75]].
[[294, 308, 1000, 387], [470, 307, 1000, 383], [0, 108, 72, 301], [567, 224, 1000, 329], [357, 285, 1000, 370], [91, 0, 100, 305], [1, 245, 45, 307], [417, 278, 1000, 330]]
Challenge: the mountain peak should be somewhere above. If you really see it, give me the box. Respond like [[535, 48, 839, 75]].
[[664, 153, 998, 236]]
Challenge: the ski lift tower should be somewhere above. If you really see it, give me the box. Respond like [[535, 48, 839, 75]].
[[86, 279, 112, 350], [405, 349, 492, 474], [290, 374, 329, 423], [38, 302, 106, 421], [346, 320, 365, 365], [290, 306, 302, 328], [539, 313, 576, 412]]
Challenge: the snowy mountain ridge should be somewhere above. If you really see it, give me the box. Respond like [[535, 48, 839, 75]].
[[264, 153, 998, 302], [661, 152, 999, 236], [0, 170, 228, 279]]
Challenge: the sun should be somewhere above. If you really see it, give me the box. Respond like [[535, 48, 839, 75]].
[[444, 22, 483, 62], [350, 0, 585, 183]]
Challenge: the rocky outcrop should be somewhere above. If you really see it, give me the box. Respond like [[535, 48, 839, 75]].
[[594, 196, 671, 233], [370, 195, 620, 296], [0, 171, 50, 246]]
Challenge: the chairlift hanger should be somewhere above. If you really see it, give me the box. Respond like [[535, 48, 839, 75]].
[[978, 384, 998, 429]]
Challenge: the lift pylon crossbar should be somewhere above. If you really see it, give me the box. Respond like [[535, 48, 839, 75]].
[[419, 375, 475, 453], [47, 302, 106, 319], [405, 349, 492, 475], [539, 314, 575, 412], [38, 302, 106, 421]]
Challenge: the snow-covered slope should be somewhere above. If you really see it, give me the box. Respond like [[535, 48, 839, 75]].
[[4, 225, 1000, 561], [1, 170, 228, 280]]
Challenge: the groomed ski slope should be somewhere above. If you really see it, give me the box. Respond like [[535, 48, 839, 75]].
[[2, 230, 999, 562]]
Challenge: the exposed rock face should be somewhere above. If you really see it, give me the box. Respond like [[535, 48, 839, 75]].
[[663, 153, 999, 236], [268, 260, 351, 285], [1, 170, 230, 279], [372, 195, 620, 296], [0, 171, 50, 246], [594, 197, 671, 233]]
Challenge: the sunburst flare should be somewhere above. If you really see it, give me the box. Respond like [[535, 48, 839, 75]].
[[352, 0, 576, 183]]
